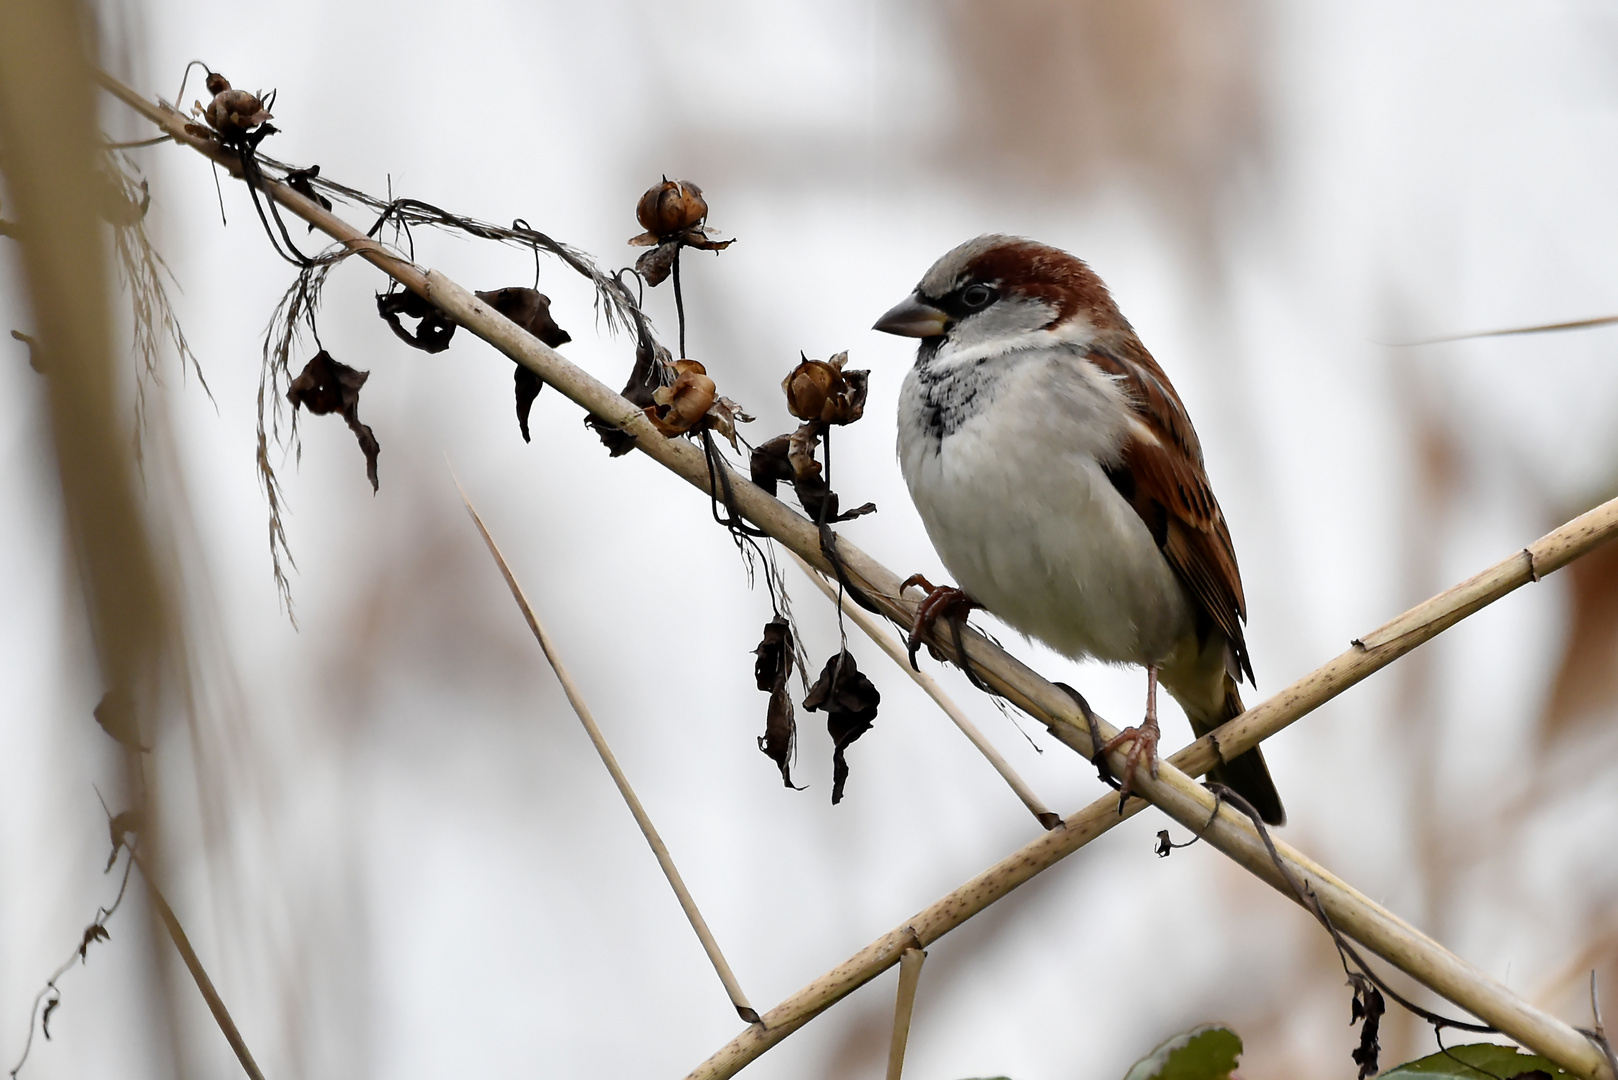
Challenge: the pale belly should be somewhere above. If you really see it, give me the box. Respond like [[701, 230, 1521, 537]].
[[898, 375, 1195, 667]]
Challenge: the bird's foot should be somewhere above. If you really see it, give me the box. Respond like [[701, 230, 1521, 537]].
[[900, 574, 979, 672], [1099, 714, 1161, 811]]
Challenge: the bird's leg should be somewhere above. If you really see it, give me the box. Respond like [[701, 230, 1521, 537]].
[[900, 574, 980, 675], [1099, 664, 1163, 810]]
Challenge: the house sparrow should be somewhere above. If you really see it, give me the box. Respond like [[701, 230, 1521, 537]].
[[873, 235, 1284, 825]]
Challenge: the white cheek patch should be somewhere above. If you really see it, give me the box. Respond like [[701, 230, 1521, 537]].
[[934, 300, 1097, 368]]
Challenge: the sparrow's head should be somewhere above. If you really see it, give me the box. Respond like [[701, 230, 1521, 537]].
[[873, 234, 1126, 360]]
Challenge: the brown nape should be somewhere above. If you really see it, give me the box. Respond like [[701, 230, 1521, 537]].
[[962, 239, 1127, 331]]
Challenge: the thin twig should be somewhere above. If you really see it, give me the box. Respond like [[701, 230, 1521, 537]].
[[456, 484, 760, 1025], [135, 858, 267, 1080], [100, 71, 1618, 1080], [786, 549, 1059, 829], [1393, 313, 1618, 346], [885, 945, 926, 1080]]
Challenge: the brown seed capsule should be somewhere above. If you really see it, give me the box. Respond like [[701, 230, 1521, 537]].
[[635, 179, 708, 240], [205, 81, 272, 137], [781, 351, 868, 425], [645, 358, 717, 437]]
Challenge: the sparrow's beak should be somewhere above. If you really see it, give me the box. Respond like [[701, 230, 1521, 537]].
[[873, 294, 949, 338]]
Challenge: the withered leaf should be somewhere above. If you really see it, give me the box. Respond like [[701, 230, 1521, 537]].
[[749, 434, 795, 496], [106, 810, 144, 872], [12, 329, 42, 373], [754, 619, 803, 789], [93, 689, 147, 752], [586, 333, 669, 455], [1349, 976, 1384, 1080], [376, 288, 456, 353], [78, 922, 110, 961], [282, 165, 332, 230], [287, 350, 381, 491], [803, 650, 880, 804], [40, 992, 59, 1040], [474, 288, 573, 443], [635, 241, 679, 287]]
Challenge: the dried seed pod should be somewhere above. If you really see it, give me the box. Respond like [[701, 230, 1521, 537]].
[[781, 351, 868, 425], [645, 358, 717, 437], [202, 73, 272, 138], [633, 179, 708, 243]]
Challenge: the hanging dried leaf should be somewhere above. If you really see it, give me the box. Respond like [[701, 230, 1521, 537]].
[[94, 168, 149, 227], [376, 288, 457, 353], [287, 350, 381, 491], [782, 351, 869, 426], [105, 810, 144, 872], [1348, 975, 1384, 1080], [475, 287, 573, 443], [754, 619, 803, 789], [78, 923, 110, 961], [586, 332, 671, 456], [635, 241, 680, 287], [93, 688, 147, 752], [749, 434, 795, 496], [282, 165, 332, 232], [803, 650, 881, 804], [40, 992, 59, 1039]]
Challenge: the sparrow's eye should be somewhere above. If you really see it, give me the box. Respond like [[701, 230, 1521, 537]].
[[959, 283, 996, 310]]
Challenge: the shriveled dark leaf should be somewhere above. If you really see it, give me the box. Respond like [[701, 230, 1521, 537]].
[[93, 689, 147, 751], [283, 165, 332, 231], [40, 992, 59, 1040], [287, 350, 381, 491], [586, 332, 669, 455], [475, 288, 573, 442], [803, 650, 880, 804], [78, 922, 110, 961], [754, 619, 803, 789], [750, 434, 795, 496], [1349, 976, 1384, 1079], [636, 241, 679, 286], [105, 810, 144, 872], [12, 329, 43, 373], [376, 288, 456, 353]]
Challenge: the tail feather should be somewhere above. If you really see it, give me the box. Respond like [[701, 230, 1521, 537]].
[[1194, 680, 1285, 826]]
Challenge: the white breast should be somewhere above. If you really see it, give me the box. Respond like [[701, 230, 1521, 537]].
[[897, 348, 1196, 667]]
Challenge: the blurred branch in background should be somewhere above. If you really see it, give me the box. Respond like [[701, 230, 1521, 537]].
[[0, 0, 182, 1074]]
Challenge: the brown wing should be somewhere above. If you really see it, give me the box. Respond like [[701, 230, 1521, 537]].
[[1086, 336, 1254, 684]]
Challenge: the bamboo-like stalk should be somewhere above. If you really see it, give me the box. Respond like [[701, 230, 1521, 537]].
[[138, 862, 268, 1080], [885, 947, 926, 1080], [99, 74, 1618, 1080], [786, 550, 1060, 829], [459, 490, 759, 1024]]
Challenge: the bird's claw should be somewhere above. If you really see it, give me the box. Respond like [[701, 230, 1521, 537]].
[[901, 574, 978, 672], [1100, 716, 1161, 812]]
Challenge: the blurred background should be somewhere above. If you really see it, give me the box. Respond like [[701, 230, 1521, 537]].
[[4, 2, 1618, 1078]]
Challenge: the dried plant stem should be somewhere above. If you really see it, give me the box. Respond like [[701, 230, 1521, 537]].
[[101, 73, 1618, 1080], [786, 549, 1059, 829], [458, 490, 759, 1024], [137, 861, 267, 1080], [885, 947, 926, 1080]]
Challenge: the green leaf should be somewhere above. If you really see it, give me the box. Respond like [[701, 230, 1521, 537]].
[[1378, 1042, 1573, 1080], [1122, 1024, 1243, 1080]]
